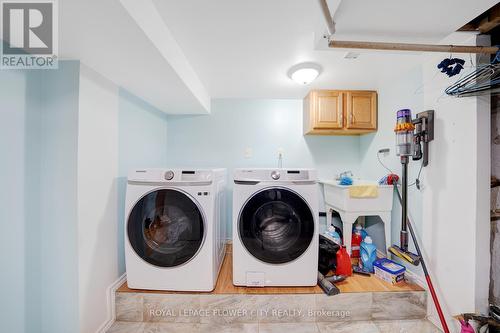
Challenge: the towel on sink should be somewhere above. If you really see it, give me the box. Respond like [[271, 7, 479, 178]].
[[349, 184, 379, 198]]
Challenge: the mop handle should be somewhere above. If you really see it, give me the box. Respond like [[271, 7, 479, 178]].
[[394, 185, 450, 333]]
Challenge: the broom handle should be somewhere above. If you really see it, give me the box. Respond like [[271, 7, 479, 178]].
[[394, 185, 450, 333]]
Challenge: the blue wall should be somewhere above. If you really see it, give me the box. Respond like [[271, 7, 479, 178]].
[[117, 89, 168, 274], [0, 62, 81, 333], [0, 69, 28, 333], [166, 99, 361, 237], [0, 63, 170, 332], [38, 62, 81, 333]]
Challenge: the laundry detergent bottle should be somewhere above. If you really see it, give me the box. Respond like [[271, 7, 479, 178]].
[[324, 224, 341, 245], [359, 236, 377, 273], [351, 226, 363, 258], [335, 245, 352, 276]]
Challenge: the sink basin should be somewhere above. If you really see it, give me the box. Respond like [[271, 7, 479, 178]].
[[320, 180, 394, 212]]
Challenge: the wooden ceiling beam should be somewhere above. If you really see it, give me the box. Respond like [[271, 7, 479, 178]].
[[478, 4, 500, 33], [458, 3, 500, 33], [328, 40, 499, 54]]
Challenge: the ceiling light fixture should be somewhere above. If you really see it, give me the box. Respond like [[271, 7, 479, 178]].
[[287, 62, 322, 85]]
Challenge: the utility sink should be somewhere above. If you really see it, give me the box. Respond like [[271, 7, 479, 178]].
[[320, 179, 394, 256], [320, 180, 394, 212]]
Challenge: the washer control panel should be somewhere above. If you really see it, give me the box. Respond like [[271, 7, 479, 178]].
[[233, 168, 316, 183]]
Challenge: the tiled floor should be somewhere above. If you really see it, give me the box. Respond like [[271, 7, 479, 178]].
[[107, 319, 442, 333]]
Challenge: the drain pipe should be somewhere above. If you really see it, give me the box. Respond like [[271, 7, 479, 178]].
[[317, 0, 499, 54]]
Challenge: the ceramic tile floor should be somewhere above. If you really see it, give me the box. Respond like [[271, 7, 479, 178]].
[[107, 319, 442, 333]]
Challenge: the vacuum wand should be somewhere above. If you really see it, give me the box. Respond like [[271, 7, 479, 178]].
[[400, 156, 409, 251]]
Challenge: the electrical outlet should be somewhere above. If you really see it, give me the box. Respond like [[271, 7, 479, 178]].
[[244, 147, 253, 159]]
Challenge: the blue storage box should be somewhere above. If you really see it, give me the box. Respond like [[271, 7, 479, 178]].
[[373, 258, 406, 285]]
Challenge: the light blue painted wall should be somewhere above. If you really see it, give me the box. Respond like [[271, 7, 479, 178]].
[[0, 61, 81, 333], [0, 69, 28, 333], [359, 65, 425, 274], [166, 99, 361, 237], [37, 62, 81, 333], [24, 70, 42, 333], [117, 89, 168, 274]]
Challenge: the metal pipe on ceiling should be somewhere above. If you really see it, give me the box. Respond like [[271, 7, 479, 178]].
[[318, 0, 500, 54]]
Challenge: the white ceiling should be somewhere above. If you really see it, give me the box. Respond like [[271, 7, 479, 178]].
[[332, 0, 497, 43], [153, 0, 498, 99], [60, 0, 210, 114], [59, 0, 498, 113]]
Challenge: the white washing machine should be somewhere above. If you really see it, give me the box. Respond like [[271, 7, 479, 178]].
[[125, 168, 226, 291], [232, 168, 319, 287]]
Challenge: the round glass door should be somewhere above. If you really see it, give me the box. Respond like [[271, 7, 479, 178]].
[[238, 187, 315, 264], [127, 189, 204, 267]]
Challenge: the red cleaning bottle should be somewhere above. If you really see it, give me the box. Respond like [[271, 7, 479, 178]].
[[351, 226, 362, 258], [336, 245, 352, 276]]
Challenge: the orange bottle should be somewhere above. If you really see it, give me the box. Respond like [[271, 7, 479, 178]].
[[336, 245, 352, 276]]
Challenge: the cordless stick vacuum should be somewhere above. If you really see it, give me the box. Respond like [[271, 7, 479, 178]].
[[389, 109, 422, 265], [390, 109, 450, 333]]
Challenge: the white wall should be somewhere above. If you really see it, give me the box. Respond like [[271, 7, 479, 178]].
[[420, 33, 490, 324], [77, 65, 120, 333], [359, 33, 491, 330]]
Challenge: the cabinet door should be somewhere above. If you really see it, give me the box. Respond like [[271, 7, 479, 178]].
[[346, 91, 377, 130], [313, 91, 343, 130]]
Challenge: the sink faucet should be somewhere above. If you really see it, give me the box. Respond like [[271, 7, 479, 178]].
[[336, 170, 353, 180]]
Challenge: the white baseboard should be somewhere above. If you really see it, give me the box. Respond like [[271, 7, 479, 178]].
[[427, 313, 445, 332], [404, 268, 426, 289], [376, 249, 386, 259], [96, 273, 127, 333]]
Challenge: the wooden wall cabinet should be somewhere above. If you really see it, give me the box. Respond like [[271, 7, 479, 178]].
[[303, 90, 377, 135]]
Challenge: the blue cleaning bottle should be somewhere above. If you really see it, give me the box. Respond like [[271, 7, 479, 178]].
[[359, 236, 377, 273]]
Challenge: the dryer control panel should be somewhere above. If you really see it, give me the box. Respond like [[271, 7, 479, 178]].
[[128, 168, 215, 184]]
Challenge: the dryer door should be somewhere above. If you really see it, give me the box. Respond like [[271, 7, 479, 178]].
[[239, 187, 315, 264], [127, 189, 205, 267]]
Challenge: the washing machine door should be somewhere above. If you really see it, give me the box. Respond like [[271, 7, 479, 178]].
[[127, 189, 204, 267], [239, 187, 315, 264]]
